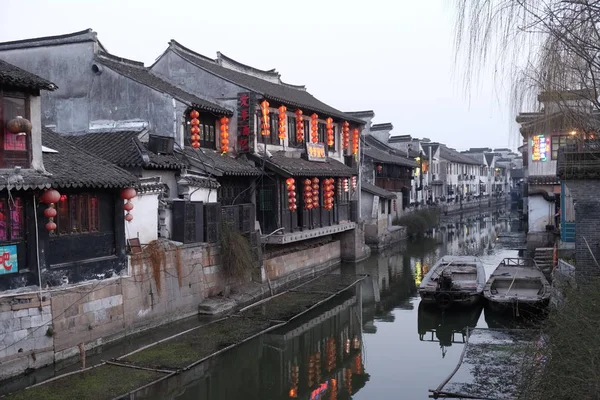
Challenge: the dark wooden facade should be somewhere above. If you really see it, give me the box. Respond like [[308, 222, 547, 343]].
[[0, 189, 126, 291]]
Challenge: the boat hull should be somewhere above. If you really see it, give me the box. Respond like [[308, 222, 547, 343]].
[[485, 298, 549, 315], [419, 290, 482, 309]]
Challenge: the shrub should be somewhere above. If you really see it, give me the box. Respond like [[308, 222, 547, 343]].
[[393, 208, 440, 236], [219, 222, 254, 280]]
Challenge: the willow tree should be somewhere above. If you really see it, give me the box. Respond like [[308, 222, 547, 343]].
[[453, 0, 600, 126]]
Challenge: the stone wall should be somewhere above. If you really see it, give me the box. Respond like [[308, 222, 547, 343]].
[[0, 241, 226, 381], [0, 294, 54, 379], [264, 241, 341, 286]]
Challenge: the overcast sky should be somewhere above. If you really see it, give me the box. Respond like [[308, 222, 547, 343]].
[[1, 0, 520, 151]]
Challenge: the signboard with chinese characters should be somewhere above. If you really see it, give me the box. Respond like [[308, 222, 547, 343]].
[[305, 142, 327, 162], [531, 135, 549, 161], [0, 244, 18, 275], [237, 92, 255, 153]]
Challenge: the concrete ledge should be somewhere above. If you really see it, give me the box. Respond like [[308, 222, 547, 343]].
[[263, 222, 356, 244]]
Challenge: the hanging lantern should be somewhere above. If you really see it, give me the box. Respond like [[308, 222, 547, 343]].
[[278, 105, 287, 140], [6, 116, 32, 135], [121, 187, 137, 222], [312, 177, 319, 208], [342, 121, 350, 153], [40, 189, 62, 234], [351, 176, 357, 190], [304, 179, 313, 210], [260, 100, 270, 136], [344, 368, 352, 393], [393, 199, 397, 211], [325, 117, 334, 147], [286, 177, 297, 212], [310, 113, 319, 144], [352, 128, 359, 155], [330, 378, 338, 400], [343, 178, 349, 193], [295, 109, 304, 143], [377, 164, 383, 172], [220, 116, 230, 154], [323, 178, 335, 211], [189, 110, 201, 149]]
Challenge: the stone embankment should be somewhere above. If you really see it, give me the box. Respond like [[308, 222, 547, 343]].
[[2, 274, 364, 400]]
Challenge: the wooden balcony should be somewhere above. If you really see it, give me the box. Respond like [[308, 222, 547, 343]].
[[374, 177, 410, 192]]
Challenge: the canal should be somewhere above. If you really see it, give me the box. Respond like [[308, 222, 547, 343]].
[[143, 212, 526, 400]]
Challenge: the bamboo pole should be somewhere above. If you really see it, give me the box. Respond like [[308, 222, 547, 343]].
[[103, 360, 175, 374]]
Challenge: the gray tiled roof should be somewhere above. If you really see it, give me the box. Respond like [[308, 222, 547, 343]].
[[0, 58, 57, 91], [361, 182, 397, 199], [96, 52, 232, 115], [166, 41, 364, 124], [66, 131, 185, 170], [439, 146, 483, 165], [42, 128, 137, 189], [252, 151, 357, 177], [183, 148, 261, 177]]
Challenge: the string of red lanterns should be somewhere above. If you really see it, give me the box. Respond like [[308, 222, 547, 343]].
[[121, 187, 137, 222], [351, 176, 357, 190], [219, 116, 229, 154], [303, 179, 313, 209], [323, 178, 335, 210], [352, 128, 359, 155], [325, 117, 334, 147], [310, 114, 319, 144], [40, 189, 61, 232], [278, 105, 287, 140], [189, 110, 201, 149], [260, 100, 270, 136], [286, 178, 297, 212], [343, 178, 349, 193], [342, 121, 350, 153], [295, 110, 304, 143], [337, 178, 343, 197], [311, 177, 320, 208], [330, 378, 338, 400]]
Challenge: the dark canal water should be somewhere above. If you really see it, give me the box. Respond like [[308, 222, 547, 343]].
[[154, 212, 525, 400]]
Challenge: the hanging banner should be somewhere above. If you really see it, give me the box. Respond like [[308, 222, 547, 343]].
[[0, 244, 18, 275], [237, 92, 255, 153]]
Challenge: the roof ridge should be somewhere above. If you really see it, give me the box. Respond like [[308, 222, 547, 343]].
[[169, 39, 217, 63], [0, 29, 97, 49], [217, 52, 279, 76], [97, 51, 145, 68]]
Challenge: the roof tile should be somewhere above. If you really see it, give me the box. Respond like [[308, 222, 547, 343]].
[[0, 58, 57, 91], [361, 182, 397, 199], [252, 151, 356, 177]]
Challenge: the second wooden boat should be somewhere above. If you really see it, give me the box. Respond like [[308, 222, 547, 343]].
[[483, 258, 551, 314]]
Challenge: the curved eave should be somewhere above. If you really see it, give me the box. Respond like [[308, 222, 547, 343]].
[[263, 94, 365, 125]]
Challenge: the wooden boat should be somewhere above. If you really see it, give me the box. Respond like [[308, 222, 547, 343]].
[[419, 256, 486, 309], [483, 258, 551, 314]]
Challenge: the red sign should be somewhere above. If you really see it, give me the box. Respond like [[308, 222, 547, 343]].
[[237, 92, 255, 153]]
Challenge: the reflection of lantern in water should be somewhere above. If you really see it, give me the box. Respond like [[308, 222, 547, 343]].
[[289, 362, 299, 398], [308, 354, 315, 388], [329, 378, 338, 400], [354, 353, 362, 375], [345, 338, 350, 354], [344, 368, 352, 394], [326, 337, 336, 372], [352, 335, 360, 350], [315, 352, 322, 383]]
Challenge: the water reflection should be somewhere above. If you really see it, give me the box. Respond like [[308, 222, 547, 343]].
[[418, 303, 483, 358], [161, 290, 368, 400]]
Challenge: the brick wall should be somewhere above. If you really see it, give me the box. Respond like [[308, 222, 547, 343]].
[[0, 240, 229, 381], [264, 241, 341, 284]]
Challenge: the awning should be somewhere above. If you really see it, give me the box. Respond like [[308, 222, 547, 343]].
[[252, 151, 357, 177]]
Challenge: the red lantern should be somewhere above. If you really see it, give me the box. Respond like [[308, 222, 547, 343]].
[[123, 201, 134, 211], [125, 213, 134, 222], [310, 114, 319, 144], [278, 105, 287, 140], [190, 118, 200, 126], [353, 128, 359, 155], [286, 177, 297, 212], [325, 117, 334, 147], [121, 187, 137, 200], [40, 189, 61, 204], [260, 100, 270, 136], [45, 221, 57, 232], [342, 121, 350, 153], [43, 207, 57, 218], [192, 141, 200, 149], [377, 165, 383, 172], [220, 116, 230, 153], [190, 109, 200, 119], [351, 176, 357, 190], [295, 109, 304, 143]]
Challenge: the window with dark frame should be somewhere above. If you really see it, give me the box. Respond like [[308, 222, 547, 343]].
[[288, 116, 299, 147], [0, 92, 31, 169], [551, 135, 575, 160], [54, 194, 100, 236], [0, 197, 25, 242]]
